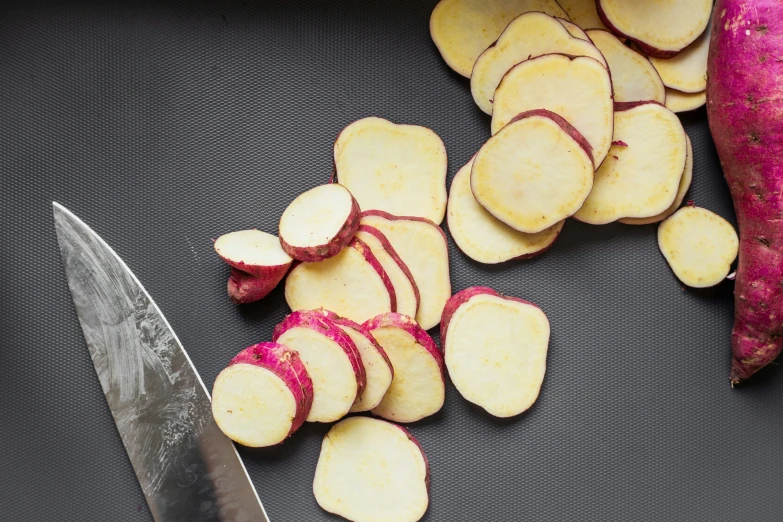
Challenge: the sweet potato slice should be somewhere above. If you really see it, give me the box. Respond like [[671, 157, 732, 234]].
[[665, 88, 706, 113], [658, 207, 739, 288], [473, 110, 595, 234], [279, 184, 360, 262], [365, 313, 445, 423], [285, 237, 396, 324], [491, 53, 614, 166], [574, 102, 687, 225], [211, 342, 313, 447], [558, 18, 589, 40], [448, 157, 563, 264], [559, 0, 606, 30], [470, 12, 608, 115], [429, 0, 568, 78], [272, 311, 365, 423], [214, 229, 292, 277], [441, 288, 550, 418], [360, 211, 451, 330], [597, 0, 712, 58], [621, 135, 693, 226], [586, 29, 666, 104], [313, 416, 430, 522], [355, 225, 420, 319], [334, 117, 447, 224], [649, 23, 710, 93]]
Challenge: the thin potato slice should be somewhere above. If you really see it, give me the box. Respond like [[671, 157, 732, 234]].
[[665, 88, 706, 113], [559, 0, 607, 30], [574, 102, 687, 225], [448, 157, 563, 264], [472, 110, 595, 234], [470, 12, 608, 115], [491, 54, 614, 166], [650, 23, 710, 94], [658, 207, 739, 288], [429, 0, 568, 78]]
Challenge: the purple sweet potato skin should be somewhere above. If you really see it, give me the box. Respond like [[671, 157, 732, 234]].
[[707, 0, 783, 383], [227, 268, 278, 304]]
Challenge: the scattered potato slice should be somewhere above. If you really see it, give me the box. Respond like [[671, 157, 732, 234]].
[[313, 416, 430, 522], [429, 0, 568, 78], [448, 157, 563, 264], [441, 287, 550, 418], [279, 184, 360, 262], [574, 102, 687, 225], [649, 22, 710, 94], [557, 18, 589, 40], [365, 313, 445, 423], [596, 0, 712, 58], [272, 311, 365, 423], [214, 229, 292, 277], [473, 110, 595, 234], [658, 207, 739, 288], [470, 12, 608, 115], [285, 237, 396, 324], [355, 225, 420, 319], [334, 117, 447, 224], [360, 211, 451, 330], [665, 88, 706, 113], [621, 135, 693, 226], [586, 29, 666, 104], [558, 0, 607, 30], [491, 53, 614, 166], [212, 343, 313, 447]]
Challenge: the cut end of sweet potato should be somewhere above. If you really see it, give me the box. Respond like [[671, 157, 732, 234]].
[[658, 206, 739, 288], [279, 183, 360, 262], [650, 21, 709, 94], [334, 117, 447, 224], [313, 416, 429, 522], [227, 268, 278, 304], [665, 88, 706, 113], [215, 229, 292, 275]]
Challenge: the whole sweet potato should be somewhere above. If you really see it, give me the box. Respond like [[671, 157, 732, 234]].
[[707, 0, 783, 383]]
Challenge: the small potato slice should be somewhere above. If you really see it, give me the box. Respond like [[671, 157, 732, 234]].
[[441, 287, 550, 418], [472, 109, 595, 234], [621, 135, 693, 226], [285, 237, 396, 324], [448, 157, 563, 264], [650, 22, 710, 94], [586, 29, 666, 104], [665, 88, 706, 113], [365, 313, 445, 423], [313, 416, 430, 522], [471, 12, 607, 115], [429, 0, 568, 78], [214, 229, 292, 277], [334, 117, 447, 224], [558, 0, 606, 30], [596, 0, 712, 58], [574, 102, 687, 225], [491, 53, 614, 166], [658, 207, 739, 288]]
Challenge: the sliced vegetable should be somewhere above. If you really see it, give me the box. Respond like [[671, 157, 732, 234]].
[[558, 0, 607, 30], [214, 229, 292, 277], [650, 22, 710, 93], [558, 18, 590, 40], [665, 88, 706, 113]]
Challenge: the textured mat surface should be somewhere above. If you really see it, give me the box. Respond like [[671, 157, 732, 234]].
[[1, 1, 783, 521]]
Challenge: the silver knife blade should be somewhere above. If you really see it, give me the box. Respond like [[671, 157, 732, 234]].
[[53, 202, 269, 522]]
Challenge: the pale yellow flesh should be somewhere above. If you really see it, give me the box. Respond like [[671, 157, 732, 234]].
[[337, 325, 394, 413], [650, 22, 710, 93], [558, 19, 589, 40], [276, 327, 358, 423], [446, 294, 549, 418], [429, 0, 568, 78], [279, 184, 354, 248], [621, 135, 693, 226], [471, 12, 608, 115], [491, 54, 614, 166], [559, 0, 606, 29], [472, 115, 594, 234], [370, 326, 445, 423], [211, 364, 297, 447], [360, 215, 450, 330], [313, 417, 429, 522], [599, 0, 712, 54], [214, 229, 292, 267], [574, 103, 687, 225], [285, 245, 392, 324], [335, 117, 447, 224], [448, 158, 563, 264], [665, 88, 706, 113], [658, 207, 739, 288], [355, 229, 418, 319], [587, 30, 666, 104]]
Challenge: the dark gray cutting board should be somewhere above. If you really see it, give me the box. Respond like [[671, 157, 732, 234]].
[[2, 1, 782, 521]]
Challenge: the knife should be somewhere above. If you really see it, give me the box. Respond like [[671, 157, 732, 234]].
[[53, 202, 269, 522]]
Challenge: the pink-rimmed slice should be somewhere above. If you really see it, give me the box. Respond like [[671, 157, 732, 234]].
[[214, 229, 293, 277], [211, 342, 313, 447], [649, 21, 710, 94]]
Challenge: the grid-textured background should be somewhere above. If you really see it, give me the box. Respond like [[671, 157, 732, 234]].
[[1, 1, 782, 521]]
